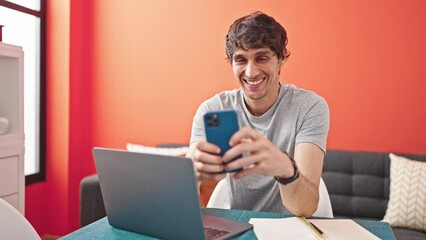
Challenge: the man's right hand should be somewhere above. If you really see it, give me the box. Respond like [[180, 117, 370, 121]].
[[186, 141, 227, 182]]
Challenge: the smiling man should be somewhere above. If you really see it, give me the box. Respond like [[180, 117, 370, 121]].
[[187, 12, 330, 217]]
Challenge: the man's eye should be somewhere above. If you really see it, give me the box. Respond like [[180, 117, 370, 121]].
[[257, 57, 269, 62], [234, 58, 247, 64]]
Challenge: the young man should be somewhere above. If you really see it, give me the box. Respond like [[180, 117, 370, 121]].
[[187, 12, 329, 217]]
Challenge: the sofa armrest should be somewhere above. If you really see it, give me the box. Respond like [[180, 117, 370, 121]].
[[80, 174, 106, 227]]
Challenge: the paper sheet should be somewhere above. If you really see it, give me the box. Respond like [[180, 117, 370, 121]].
[[309, 219, 380, 240], [249, 218, 318, 240], [249, 217, 381, 240]]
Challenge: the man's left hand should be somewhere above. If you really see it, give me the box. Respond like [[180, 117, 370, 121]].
[[223, 127, 294, 179]]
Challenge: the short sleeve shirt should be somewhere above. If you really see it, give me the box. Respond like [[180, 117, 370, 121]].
[[190, 84, 330, 213]]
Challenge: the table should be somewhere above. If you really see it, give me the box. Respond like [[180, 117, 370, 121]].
[[60, 208, 395, 239]]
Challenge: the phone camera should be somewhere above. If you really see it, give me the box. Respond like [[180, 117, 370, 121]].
[[206, 114, 220, 127]]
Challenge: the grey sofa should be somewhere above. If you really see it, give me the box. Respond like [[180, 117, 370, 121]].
[[80, 149, 426, 239], [322, 150, 426, 240]]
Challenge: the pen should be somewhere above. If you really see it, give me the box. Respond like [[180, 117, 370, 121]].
[[309, 222, 323, 235], [301, 217, 325, 240]]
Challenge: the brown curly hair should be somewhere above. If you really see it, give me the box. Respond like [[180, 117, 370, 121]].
[[225, 11, 291, 63]]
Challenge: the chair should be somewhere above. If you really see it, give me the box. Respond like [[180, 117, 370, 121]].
[[312, 178, 333, 218], [207, 177, 334, 218], [0, 198, 40, 240]]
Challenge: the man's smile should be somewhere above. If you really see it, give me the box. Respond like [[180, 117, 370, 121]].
[[243, 77, 266, 86]]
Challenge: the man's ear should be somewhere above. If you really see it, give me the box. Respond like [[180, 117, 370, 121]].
[[278, 59, 285, 75]]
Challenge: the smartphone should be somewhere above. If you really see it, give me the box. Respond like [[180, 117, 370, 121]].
[[204, 109, 242, 173]]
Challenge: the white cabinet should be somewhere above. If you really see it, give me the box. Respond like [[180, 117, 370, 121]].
[[0, 42, 25, 214]]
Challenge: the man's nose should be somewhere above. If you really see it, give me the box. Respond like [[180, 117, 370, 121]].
[[245, 61, 260, 79]]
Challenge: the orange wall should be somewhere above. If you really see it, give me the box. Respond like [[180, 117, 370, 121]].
[[92, 0, 426, 154], [26, 0, 426, 237]]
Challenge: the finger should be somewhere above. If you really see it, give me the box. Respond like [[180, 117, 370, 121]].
[[223, 141, 264, 162], [194, 160, 225, 173], [194, 150, 224, 166], [229, 127, 260, 146], [223, 154, 257, 172], [193, 141, 224, 165], [196, 141, 221, 155]]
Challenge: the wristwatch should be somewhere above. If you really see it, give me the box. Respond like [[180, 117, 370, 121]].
[[274, 152, 299, 185]]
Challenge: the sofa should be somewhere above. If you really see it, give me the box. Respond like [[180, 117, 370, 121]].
[[80, 148, 426, 240], [322, 150, 426, 240]]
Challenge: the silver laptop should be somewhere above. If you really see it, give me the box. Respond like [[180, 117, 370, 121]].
[[93, 147, 252, 240]]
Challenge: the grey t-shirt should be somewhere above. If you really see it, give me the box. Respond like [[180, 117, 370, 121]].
[[190, 84, 330, 213]]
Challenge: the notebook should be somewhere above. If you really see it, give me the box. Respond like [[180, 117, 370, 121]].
[[93, 147, 253, 240], [249, 217, 380, 240]]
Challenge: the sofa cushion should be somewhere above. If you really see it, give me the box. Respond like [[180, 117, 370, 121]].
[[126, 143, 188, 156], [383, 154, 426, 232], [322, 151, 390, 219]]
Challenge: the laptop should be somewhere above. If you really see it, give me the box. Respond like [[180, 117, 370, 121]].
[[93, 147, 253, 240]]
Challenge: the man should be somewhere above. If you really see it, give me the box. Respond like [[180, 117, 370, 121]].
[[186, 11, 329, 217]]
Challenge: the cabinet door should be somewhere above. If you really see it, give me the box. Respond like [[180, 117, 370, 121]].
[[0, 156, 19, 197], [2, 194, 19, 209]]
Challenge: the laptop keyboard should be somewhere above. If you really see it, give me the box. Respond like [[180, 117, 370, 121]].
[[204, 227, 229, 240]]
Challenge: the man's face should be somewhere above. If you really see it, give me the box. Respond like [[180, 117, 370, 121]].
[[232, 47, 283, 103]]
